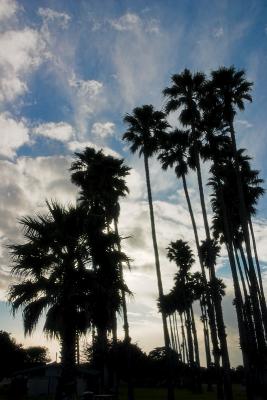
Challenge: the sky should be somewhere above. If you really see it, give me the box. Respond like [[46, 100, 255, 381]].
[[0, 0, 267, 367]]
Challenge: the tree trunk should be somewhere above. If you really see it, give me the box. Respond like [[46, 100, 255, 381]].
[[114, 219, 130, 342], [59, 319, 77, 400], [174, 312, 182, 358], [143, 153, 174, 400], [182, 171, 222, 398], [214, 168, 256, 400], [229, 120, 266, 352], [180, 313, 189, 364], [191, 306, 200, 367], [249, 217, 267, 335], [185, 308, 195, 365], [169, 315, 177, 352], [97, 327, 109, 394], [194, 151, 232, 400]]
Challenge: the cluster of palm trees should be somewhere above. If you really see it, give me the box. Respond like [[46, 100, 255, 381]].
[[8, 149, 133, 399], [8, 65, 267, 400], [123, 66, 267, 400]]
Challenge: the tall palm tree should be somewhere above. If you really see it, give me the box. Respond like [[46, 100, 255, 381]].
[[210, 67, 267, 356], [157, 129, 219, 372], [163, 69, 232, 400], [9, 202, 93, 400], [123, 105, 175, 400], [208, 147, 266, 400]]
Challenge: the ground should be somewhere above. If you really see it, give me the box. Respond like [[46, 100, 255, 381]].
[[0, 385, 247, 399], [119, 385, 246, 400]]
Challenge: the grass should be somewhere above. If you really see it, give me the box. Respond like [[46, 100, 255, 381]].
[[118, 385, 247, 400], [0, 385, 247, 399]]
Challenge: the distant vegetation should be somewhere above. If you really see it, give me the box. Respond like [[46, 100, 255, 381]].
[[0, 330, 50, 379]]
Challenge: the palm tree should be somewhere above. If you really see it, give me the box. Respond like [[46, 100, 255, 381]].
[[9, 202, 93, 400], [70, 148, 133, 398], [168, 241, 195, 366], [163, 69, 232, 400], [208, 147, 266, 400], [123, 105, 174, 400], [70, 148, 131, 340], [210, 67, 267, 357], [157, 129, 219, 372]]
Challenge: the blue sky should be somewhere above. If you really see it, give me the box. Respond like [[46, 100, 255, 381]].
[[0, 0, 267, 366]]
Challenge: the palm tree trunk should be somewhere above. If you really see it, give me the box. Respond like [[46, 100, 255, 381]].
[[194, 151, 232, 400], [200, 299, 212, 367], [215, 175, 256, 399], [114, 220, 130, 342], [190, 306, 200, 367], [185, 308, 194, 365], [171, 314, 179, 353], [234, 246, 258, 356], [97, 327, 109, 394], [60, 319, 77, 399], [180, 313, 189, 364], [169, 315, 176, 352], [249, 217, 267, 334], [229, 120, 266, 351], [182, 170, 222, 398], [143, 153, 174, 400], [174, 312, 182, 358], [114, 220, 134, 400]]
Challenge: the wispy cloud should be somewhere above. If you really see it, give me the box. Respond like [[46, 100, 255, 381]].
[[91, 121, 115, 138], [38, 7, 71, 29]]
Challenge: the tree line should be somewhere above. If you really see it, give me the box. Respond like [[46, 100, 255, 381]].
[[7, 66, 267, 400]]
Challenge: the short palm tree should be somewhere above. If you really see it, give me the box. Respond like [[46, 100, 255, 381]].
[[70, 148, 133, 397], [9, 202, 92, 399], [70, 147, 131, 341]]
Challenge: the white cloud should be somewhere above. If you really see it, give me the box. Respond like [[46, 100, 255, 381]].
[[0, 113, 29, 158], [38, 7, 71, 29], [236, 119, 253, 129], [91, 122, 115, 138], [110, 13, 141, 32], [213, 26, 224, 38], [110, 12, 160, 35], [33, 122, 74, 142], [68, 74, 105, 136], [0, 28, 45, 103], [67, 140, 120, 158], [0, 0, 18, 21], [68, 76, 103, 96]]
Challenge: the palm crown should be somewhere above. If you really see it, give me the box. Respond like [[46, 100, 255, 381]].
[[163, 69, 206, 127], [211, 66, 253, 122], [123, 104, 169, 157]]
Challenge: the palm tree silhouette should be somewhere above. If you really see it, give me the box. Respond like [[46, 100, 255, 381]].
[[123, 104, 175, 400], [209, 147, 266, 399], [211, 67, 267, 356], [163, 69, 232, 400], [70, 147, 131, 341], [70, 147, 133, 397], [158, 129, 218, 371], [9, 202, 93, 399]]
